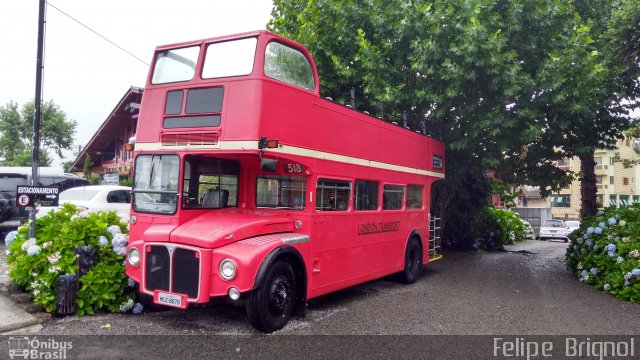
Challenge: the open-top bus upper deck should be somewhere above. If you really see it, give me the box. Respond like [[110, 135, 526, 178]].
[[135, 30, 445, 178]]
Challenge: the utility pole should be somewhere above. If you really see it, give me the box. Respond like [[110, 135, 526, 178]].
[[29, 0, 46, 238]]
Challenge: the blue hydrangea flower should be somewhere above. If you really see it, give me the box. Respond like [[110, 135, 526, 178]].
[[128, 277, 136, 287], [582, 233, 588, 240], [624, 273, 632, 281], [587, 227, 595, 234], [598, 222, 605, 228], [585, 239, 593, 248], [596, 211, 604, 217], [608, 217, 617, 226], [603, 283, 611, 291], [26, 244, 41, 256], [113, 245, 126, 256], [98, 236, 109, 247], [606, 244, 617, 253], [590, 267, 598, 275], [4, 231, 18, 246], [617, 256, 624, 264], [132, 303, 144, 314], [594, 227, 603, 234], [607, 252, 615, 257], [624, 280, 631, 286], [111, 233, 128, 248], [632, 269, 640, 277]]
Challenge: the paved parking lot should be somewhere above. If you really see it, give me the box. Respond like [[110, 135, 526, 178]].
[[24, 240, 639, 336]]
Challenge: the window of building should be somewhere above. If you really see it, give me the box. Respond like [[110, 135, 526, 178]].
[[610, 176, 615, 185], [264, 42, 315, 91], [594, 157, 603, 165], [596, 194, 604, 207], [316, 179, 350, 211], [550, 195, 571, 207], [609, 157, 615, 165], [619, 195, 630, 207], [557, 158, 571, 167], [596, 176, 603, 185], [610, 195, 618, 207], [383, 184, 404, 210], [633, 195, 640, 204], [406, 185, 423, 209], [623, 177, 630, 185], [256, 175, 306, 209], [354, 180, 379, 210]]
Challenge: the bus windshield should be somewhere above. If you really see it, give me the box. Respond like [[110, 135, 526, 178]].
[[133, 154, 180, 214]]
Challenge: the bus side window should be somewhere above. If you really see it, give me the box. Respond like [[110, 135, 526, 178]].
[[316, 179, 350, 211], [407, 185, 423, 209], [383, 184, 404, 210], [354, 180, 379, 211]]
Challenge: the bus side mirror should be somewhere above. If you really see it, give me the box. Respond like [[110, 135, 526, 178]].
[[260, 158, 278, 172]]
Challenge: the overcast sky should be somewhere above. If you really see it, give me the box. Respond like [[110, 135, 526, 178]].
[[0, 0, 273, 168]]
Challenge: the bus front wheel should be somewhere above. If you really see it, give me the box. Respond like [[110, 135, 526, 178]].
[[246, 260, 297, 333], [400, 238, 422, 284]]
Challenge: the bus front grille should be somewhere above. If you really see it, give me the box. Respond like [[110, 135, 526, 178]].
[[144, 245, 201, 300]]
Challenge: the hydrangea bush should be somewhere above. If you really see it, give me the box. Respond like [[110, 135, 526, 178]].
[[473, 207, 532, 250], [5, 204, 141, 315], [565, 205, 640, 303]]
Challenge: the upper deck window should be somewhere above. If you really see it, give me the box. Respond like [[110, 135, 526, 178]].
[[264, 42, 315, 91], [152, 46, 200, 84], [202, 38, 257, 79]]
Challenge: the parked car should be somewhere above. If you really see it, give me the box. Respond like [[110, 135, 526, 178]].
[[564, 220, 580, 235], [0, 167, 90, 236], [37, 185, 132, 220], [539, 219, 572, 242]]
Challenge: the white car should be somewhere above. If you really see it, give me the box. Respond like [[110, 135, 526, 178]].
[[37, 185, 131, 219], [539, 219, 572, 242], [564, 220, 580, 235]]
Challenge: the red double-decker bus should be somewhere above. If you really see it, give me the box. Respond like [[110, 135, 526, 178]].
[[125, 30, 445, 332]]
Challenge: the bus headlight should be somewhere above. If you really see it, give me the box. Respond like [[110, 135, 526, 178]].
[[219, 259, 237, 280], [127, 248, 140, 267]]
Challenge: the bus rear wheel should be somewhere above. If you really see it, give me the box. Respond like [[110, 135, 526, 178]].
[[400, 238, 422, 284], [246, 260, 297, 333]]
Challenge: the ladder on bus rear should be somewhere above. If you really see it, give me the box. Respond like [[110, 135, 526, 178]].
[[428, 216, 443, 261]]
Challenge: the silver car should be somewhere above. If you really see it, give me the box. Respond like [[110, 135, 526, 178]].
[[539, 219, 571, 242]]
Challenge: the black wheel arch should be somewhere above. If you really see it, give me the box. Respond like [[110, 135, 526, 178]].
[[408, 229, 424, 254], [253, 245, 307, 310]]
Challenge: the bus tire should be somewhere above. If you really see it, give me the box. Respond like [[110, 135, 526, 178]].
[[400, 238, 422, 284], [246, 260, 297, 333]]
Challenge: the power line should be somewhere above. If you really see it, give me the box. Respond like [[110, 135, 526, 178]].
[[46, 1, 150, 67]]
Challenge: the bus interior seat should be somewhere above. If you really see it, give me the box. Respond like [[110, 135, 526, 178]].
[[202, 189, 229, 208]]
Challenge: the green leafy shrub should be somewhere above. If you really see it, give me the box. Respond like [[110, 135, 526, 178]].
[[565, 206, 640, 303], [5, 204, 136, 315], [472, 207, 532, 250]]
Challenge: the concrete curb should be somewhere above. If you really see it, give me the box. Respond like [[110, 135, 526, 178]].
[[0, 293, 43, 334]]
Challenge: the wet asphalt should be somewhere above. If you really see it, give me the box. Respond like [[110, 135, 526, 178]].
[[30, 240, 639, 336]]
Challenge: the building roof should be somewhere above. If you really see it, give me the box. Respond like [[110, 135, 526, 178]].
[[70, 87, 142, 172]]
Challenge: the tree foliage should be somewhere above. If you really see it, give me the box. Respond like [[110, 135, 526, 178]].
[[0, 100, 77, 166], [269, 0, 640, 247]]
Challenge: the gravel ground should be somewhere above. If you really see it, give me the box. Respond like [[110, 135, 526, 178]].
[[29, 239, 640, 336]]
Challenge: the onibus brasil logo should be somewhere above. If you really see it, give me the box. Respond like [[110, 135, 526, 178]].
[[8, 336, 72, 359]]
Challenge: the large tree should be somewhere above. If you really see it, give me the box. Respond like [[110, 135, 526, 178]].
[[269, 0, 640, 247], [0, 100, 76, 166]]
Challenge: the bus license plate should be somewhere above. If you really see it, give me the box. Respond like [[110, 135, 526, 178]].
[[153, 291, 188, 309]]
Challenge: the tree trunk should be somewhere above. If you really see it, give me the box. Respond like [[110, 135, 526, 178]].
[[579, 149, 597, 218]]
